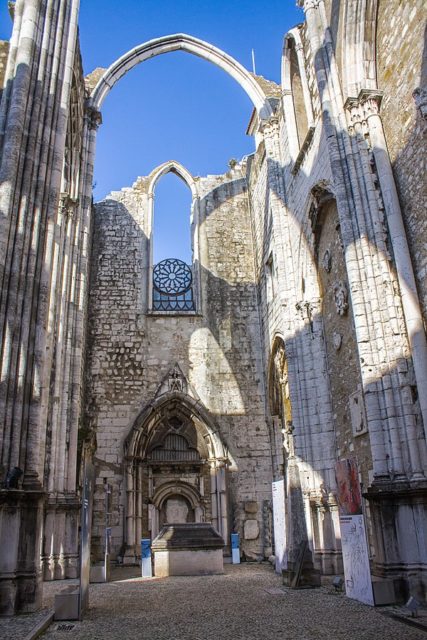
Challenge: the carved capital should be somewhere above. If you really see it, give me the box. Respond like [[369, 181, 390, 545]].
[[85, 104, 102, 130], [59, 193, 77, 219], [295, 298, 320, 321], [344, 96, 364, 129], [258, 115, 280, 139], [344, 90, 383, 132], [413, 87, 427, 120], [297, 0, 321, 10], [359, 90, 383, 118]]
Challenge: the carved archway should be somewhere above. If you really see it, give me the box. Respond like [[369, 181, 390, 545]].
[[89, 33, 273, 120], [122, 389, 233, 559]]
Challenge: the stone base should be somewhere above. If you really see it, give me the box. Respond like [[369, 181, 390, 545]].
[[152, 523, 225, 577], [282, 566, 321, 588], [154, 548, 224, 577], [371, 577, 397, 605], [282, 542, 321, 589], [365, 480, 427, 602], [90, 560, 110, 583], [122, 546, 138, 565], [54, 587, 80, 621], [0, 489, 44, 615]]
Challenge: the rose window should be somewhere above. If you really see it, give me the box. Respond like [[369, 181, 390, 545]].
[[153, 258, 194, 311]]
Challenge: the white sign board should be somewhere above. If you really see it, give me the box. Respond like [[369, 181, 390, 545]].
[[272, 479, 286, 574], [340, 514, 374, 606]]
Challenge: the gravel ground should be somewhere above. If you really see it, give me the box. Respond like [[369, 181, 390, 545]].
[[1, 564, 425, 640]]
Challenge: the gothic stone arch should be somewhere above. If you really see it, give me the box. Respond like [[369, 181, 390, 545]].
[[122, 391, 232, 561], [90, 34, 273, 120]]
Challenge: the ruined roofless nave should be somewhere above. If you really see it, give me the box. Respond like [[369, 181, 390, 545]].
[[0, 0, 426, 616]]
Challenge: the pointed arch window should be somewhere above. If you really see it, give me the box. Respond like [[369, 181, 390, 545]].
[[282, 28, 315, 169], [148, 162, 200, 313]]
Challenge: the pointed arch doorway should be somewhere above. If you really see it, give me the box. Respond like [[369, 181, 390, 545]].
[[123, 386, 232, 561]]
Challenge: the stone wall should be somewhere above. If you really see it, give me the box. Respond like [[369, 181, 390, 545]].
[[316, 199, 372, 490], [87, 166, 273, 561], [377, 0, 427, 322], [0, 40, 9, 92]]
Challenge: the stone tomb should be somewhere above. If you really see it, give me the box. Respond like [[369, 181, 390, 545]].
[[152, 523, 225, 577]]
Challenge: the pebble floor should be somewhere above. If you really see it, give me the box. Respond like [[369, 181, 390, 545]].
[[1, 564, 426, 640]]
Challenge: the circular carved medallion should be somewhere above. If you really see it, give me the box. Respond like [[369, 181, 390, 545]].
[[153, 258, 192, 295]]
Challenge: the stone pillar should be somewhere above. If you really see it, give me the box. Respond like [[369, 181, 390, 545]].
[[124, 461, 136, 563], [282, 456, 320, 587], [363, 90, 427, 458], [0, 489, 44, 616], [257, 113, 338, 574], [0, 0, 83, 613]]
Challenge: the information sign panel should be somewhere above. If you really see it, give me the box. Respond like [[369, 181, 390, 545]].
[[336, 459, 374, 606], [272, 478, 286, 574]]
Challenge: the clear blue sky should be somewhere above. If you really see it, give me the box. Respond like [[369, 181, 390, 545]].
[[1, 1, 303, 263]]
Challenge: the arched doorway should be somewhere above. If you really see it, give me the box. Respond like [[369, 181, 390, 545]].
[[122, 386, 232, 561]]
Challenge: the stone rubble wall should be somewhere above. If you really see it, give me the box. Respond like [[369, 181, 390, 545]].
[[87, 167, 273, 560], [376, 0, 427, 324], [0, 40, 9, 93]]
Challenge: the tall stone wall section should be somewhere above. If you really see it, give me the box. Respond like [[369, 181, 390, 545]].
[[87, 168, 273, 561], [0, 40, 9, 93], [376, 0, 427, 322]]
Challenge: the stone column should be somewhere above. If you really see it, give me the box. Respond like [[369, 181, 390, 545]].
[[0, 0, 82, 613], [363, 90, 427, 456]]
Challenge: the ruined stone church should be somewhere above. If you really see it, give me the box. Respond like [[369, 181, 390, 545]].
[[0, 0, 426, 616]]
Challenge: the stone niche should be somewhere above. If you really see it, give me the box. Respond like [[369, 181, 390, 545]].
[[152, 523, 225, 577]]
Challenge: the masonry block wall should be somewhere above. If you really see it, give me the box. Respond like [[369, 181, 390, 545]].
[[86, 166, 273, 561], [0, 41, 9, 91], [376, 0, 427, 322]]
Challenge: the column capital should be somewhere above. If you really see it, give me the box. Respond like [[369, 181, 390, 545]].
[[413, 87, 427, 120], [297, 0, 321, 11], [59, 193, 78, 219], [258, 114, 280, 138], [84, 104, 102, 130], [344, 90, 383, 130]]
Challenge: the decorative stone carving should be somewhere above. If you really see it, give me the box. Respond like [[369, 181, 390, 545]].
[[413, 87, 427, 120], [156, 364, 190, 397], [85, 105, 102, 130], [333, 331, 342, 351], [333, 281, 349, 316], [349, 390, 367, 437], [322, 249, 332, 272], [165, 497, 189, 524], [168, 367, 184, 392], [244, 519, 259, 540]]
